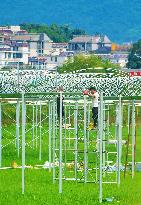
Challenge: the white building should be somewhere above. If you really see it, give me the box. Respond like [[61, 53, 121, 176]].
[[94, 53, 128, 68], [46, 51, 74, 67], [0, 42, 29, 67], [69, 34, 112, 52], [11, 33, 53, 57]]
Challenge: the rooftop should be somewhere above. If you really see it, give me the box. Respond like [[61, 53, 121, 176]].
[[69, 35, 111, 44], [11, 33, 52, 42]]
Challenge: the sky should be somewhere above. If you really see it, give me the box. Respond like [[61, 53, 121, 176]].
[[1, 0, 141, 42]]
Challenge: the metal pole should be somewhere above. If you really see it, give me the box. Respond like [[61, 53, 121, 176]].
[[39, 101, 42, 160], [127, 104, 130, 135], [68, 102, 71, 147], [0, 103, 2, 167], [17, 62, 20, 93], [64, 104, 67, 170], [132, 100, 135, 178], [36, 102, 38, 149], [107, 103, 110, 141], [59, 92, 63, 193], [74, 101, 78, 180], [99, 92, 103, 203], [52, 97, 56, 183], [32, 105, 35, 148], [16, 100, 20, 157], [87, 102, 91, 147], [103, 102, 106, 174], [84, 95, 87, 183], [117, 95, 122, 186], [49, 100, 52, 171], [115, 103, 119, 141], [22, 93, 26, 194]]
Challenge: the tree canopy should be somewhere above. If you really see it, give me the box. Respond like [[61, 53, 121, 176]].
[[20, 23, 86, 42], [58, 54, 119, 74], [127, 40, 141, 69]]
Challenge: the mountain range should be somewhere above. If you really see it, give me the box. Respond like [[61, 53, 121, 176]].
[[1, 0, 141, 43]]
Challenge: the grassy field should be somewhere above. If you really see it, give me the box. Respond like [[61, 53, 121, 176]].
[[0, 105, 141, 205], [0, 169, 141, 205]]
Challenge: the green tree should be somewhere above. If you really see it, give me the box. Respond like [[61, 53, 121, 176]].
[[58, 54, 119, 74], [127, 40, 141, 69], [20, 23, 86, 43]]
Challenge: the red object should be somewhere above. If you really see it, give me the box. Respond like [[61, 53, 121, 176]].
[[83, 90, 89, 95], [129, 72, 141, 77]]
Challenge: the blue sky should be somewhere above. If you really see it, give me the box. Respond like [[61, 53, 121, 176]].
[[1, 0, 141, 42]]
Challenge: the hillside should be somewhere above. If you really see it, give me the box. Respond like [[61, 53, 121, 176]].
[[1, 0, 141, 43]]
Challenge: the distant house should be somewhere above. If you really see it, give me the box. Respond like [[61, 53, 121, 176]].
[[52, 43, 68, 53], [111, 43, 132, 52], [0, 26, 27, 36], [0, 42, 29, 67], [0, 35, 10, 44], [28, 51, 74, 70], [94, 53, 128, 68], [95, 46, 111, 54], [45, 51, 74, 67], [68, 34, 112, 53], [11, 33, 53, 57]]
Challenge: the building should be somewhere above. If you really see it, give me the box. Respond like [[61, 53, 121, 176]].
[[0, 26, 27, 36], [45, 51, 74, 67], [68, 34, 112, 53], [0, 42, 29, 67], [94, 53, 128, 68], [111, 43, 132, 52], [52, 43, 68, 53], [11, 33, 53, 57], [0, 35, 10, 44], [28, 57, 47, 68]]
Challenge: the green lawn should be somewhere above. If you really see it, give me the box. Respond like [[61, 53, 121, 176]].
[[0, 117, 141, 205], [0, 169, 141, 205]]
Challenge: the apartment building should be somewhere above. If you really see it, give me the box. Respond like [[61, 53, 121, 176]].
[[0, 42, 29, 67], [11, 33, 53, 57], [69, 34, 112, 53]]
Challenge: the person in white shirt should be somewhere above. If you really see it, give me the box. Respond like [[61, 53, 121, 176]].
[[87, 87, 99, 128]]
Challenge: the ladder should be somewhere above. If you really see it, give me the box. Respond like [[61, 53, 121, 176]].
[[124, 103, 136, 178]]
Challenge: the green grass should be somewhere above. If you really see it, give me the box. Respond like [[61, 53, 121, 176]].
[[0, 111, 141, 205], [0, 170, 141, 205]]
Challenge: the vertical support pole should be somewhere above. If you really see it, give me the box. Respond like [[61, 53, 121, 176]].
[[132, 100, 135, 178], [127, 104, 130, 136], [59, 92, 63, 193], [0, 102, 2, 168], [87, 102, 91, 147], [16, 100, 20, 157], [84, 95, 87, 183], [68, 102, 71, 147], [74, 101, 78, 180], [22, 93, 26, 194], [64, 104, 67, 168], [32, 104, 35, 148], [49, 100, 52, 171], [17, 62, 20, 93], [117, 95, 122, 186], [36, 102, 38, 149], [99, 92, 103, 203], [52, 96, 56, 183], [124, 103, 131, 178], [115, 103, 119, 140], [107, 103, 110, 141], [39, 101, 42, 160], [103, 102, 106, 174]]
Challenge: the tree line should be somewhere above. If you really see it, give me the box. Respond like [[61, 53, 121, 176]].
[[20, 23, 86, 42]]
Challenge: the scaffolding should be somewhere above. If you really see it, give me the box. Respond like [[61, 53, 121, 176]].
[[0, 92, 140, 202]]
